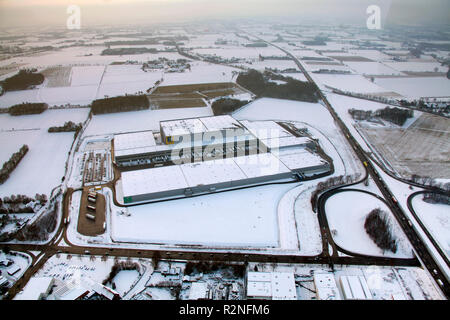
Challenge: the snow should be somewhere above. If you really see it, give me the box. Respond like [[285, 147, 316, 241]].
[[344, 61, 404, 76], [0, 130, 74, 197], [325, 190, 414, 258], [374, 77, 450, 99], [233, 98, 334, 134], [411, 195, 450, 260], [234, 98, 365, 178], [97, 64, 162, 98], [14, 277, 53, 300], [112, 183, 294, 247], [311, 74, 389, 94], [384, 61, 448, 73], [70, 66, 105, 86], [162, 61, 238, 86], [0, 109, 89, 131], [83, 106, 213, 137], [112, 270, 140, 297]]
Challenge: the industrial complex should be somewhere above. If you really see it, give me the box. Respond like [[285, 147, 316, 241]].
[[112, 115, 332, 204]]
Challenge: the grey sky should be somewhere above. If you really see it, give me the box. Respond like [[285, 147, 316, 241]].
[[0, 0, 448, 29]]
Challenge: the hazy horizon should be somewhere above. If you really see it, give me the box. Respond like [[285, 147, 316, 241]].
[[0, 0, 448, 30]]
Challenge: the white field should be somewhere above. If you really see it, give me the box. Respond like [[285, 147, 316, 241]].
[[346, 50, 392, 61], [0, 130, 73, 197], [325, 190, 414, 258], [83, 106, 213, 137], [374, 77, 450, 99], [384, 61, 448, 73], [97, 64, 163, 98], [0, 109, 90, 197], [344, 61, 404, 76], [237, 59, 297, 71], [0, 109, 89, 133], [70, 66, 105, 86], [111, 184, 295, 247], [311, 73, 390, 94], [234, 98, 333, 132], [162, 61, 239, 86], [411, 196, 450, 260]]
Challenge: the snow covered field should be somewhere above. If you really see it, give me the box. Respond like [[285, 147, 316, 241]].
[[83, 106, 213, 137], [162, 61, 239, 86], [97, 64, 162, 98], [374, 77, 450, 99], [325, 190, 414, 258], [384, 61, 448, 73], [111, 184, 295, 247], [311, 74, 389, 94], [344, 61, 403, 76], [411, 195, 450, 260], [0, 130, 73, 197], [0, 109, 89, 197]]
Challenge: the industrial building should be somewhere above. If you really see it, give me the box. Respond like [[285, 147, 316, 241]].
[[313, 273, 342, 300], [160, 115, 249, 145], [246, 272, 297, 300], [114, 116, 332, 204], [339, 275, 373, 300], [113, 115, 261, 168], [118, 153, 293, 204]]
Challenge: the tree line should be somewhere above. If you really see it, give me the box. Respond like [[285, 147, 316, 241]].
[[0, 200, 57, 242], [101, 47, 158, 56], [0, 145, 29, 184], [0, 193, 47, 214], [410, 174, 450, 193], [184, 261, 245, 278], [310, 174, 360, 211], [48, 121, 82, 133], [9, 102, 48, 116], [236, 69, 320, 103], [91, 95, 150, 114], [422, 192, 450, 205], [211, 98, 250, 116], [349, 106, 414, 126], [1, 69, 44, 92]]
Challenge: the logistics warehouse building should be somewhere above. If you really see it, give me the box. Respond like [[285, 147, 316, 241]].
[[114, 115, 332, 204]]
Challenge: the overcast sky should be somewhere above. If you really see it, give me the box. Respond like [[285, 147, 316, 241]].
[[0, 0, 448, 29]]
